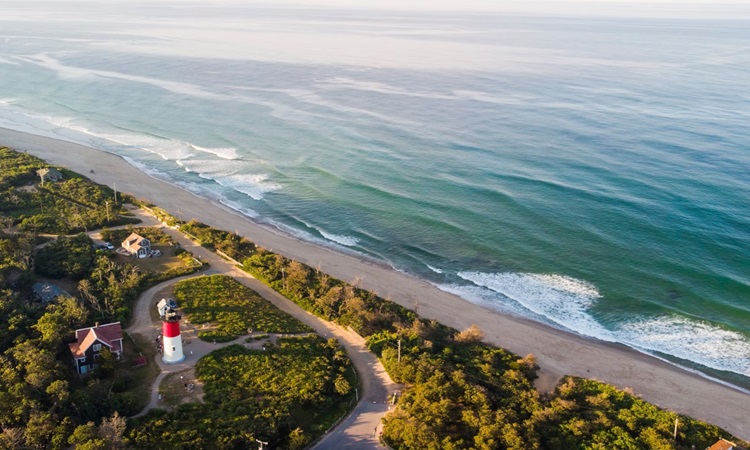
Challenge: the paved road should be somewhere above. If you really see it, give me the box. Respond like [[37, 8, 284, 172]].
[[123, 208, 398, 448]]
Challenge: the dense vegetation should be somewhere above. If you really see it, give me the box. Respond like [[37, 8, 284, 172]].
[[0, 237, 149, 449], [0, 150, 207, 449], [530, 376, 734, 449], [179, 219, 256, 259], [35, 233, 97, 279], [0, 147, 139, 234], [31, 230, 202, 325], [173, 275, 312, 342], [128, 336, 354, 449], [0, 147, 46, 188]]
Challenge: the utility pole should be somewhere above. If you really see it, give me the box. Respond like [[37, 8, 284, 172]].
[[281, 267, 286, 291], [673, 417, 679, 441], [105, 201, 111, 222], [256, 439, 268, 450], [113, 182, 118, 202], [397, 339, 401, 364]]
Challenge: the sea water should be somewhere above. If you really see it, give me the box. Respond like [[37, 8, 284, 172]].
[[1, 2, 748, 386]]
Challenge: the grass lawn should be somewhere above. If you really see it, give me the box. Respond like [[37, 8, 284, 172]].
[[173, 275, 313, 342], [113, 246, 196, 274]]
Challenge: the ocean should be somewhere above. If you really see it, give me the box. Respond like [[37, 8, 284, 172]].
[[1, 2, 748, 386]]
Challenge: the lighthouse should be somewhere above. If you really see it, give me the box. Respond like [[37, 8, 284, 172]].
[[159, 299, 185, 364]]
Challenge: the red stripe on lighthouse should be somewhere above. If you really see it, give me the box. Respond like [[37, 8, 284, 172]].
[[163, 320, 180, 338]]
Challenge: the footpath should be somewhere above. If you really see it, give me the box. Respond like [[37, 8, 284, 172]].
[[122, 207, 398, 448]]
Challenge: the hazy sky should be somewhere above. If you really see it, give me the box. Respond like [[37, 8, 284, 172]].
[[186, 0, 750, 19], [10, 0, 750, 19]]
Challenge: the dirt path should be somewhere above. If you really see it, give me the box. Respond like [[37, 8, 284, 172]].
[[125, 212, 398, 447]]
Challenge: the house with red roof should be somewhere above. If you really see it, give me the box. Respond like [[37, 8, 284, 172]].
[[121, 232, 151, 258], [68, 322, 123, 375]]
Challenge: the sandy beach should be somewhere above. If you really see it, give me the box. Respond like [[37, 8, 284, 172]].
[[2, 126, 748, 439]]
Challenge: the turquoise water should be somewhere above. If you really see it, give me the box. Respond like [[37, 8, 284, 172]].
[[1, 3, 749, 384]]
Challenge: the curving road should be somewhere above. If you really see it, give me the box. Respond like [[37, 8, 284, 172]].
[[124, 208, 398, 447]]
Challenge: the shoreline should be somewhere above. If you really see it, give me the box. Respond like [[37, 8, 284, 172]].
[[2, 126, 749, 440]]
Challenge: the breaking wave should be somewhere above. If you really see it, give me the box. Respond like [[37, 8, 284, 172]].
[[448, 271, 750, 377]]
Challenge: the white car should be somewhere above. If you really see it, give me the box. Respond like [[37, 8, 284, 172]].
[[104, 242, 115, 250]]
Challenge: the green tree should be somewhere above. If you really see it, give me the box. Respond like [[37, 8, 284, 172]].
[[287, 427, 309, 450], [33, 297, 88, 349], [97, 348, 115, 378], [333, 375, 351, 396], [35, 233, 96, 279], [68, 422, 109, 450]]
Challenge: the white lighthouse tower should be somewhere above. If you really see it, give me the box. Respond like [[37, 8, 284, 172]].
[[159, 299, 185, 364]]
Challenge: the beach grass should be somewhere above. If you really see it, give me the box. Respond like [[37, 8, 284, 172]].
[[113, 248, 187, 273]]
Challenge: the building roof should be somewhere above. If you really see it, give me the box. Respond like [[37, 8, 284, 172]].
[[32, 282, 70, 303], [132, 355, 147, 367], [36, 167, 63, 179], [69, 322, 123, 359], [157, 298, 169, 317], [708, 438, 736, 450], [122, 232, 149, 253], [156, 298, 178, 317]]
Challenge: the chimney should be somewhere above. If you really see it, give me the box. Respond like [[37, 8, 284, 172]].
[[94, 322, 99, 328]]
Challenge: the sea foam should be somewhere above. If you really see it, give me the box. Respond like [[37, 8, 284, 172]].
[[191, 144, 240, 160], [427, 265, 444, 274], [300, 220, 359, 247], [180, 159, 281, 201], [317, 229, 359, 247], [215, 173, 281, 201], [97, 132, 196, 161], [452, 271, 750, 377], [617, 315, 750, 376], [457, 271, 610, 340]]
